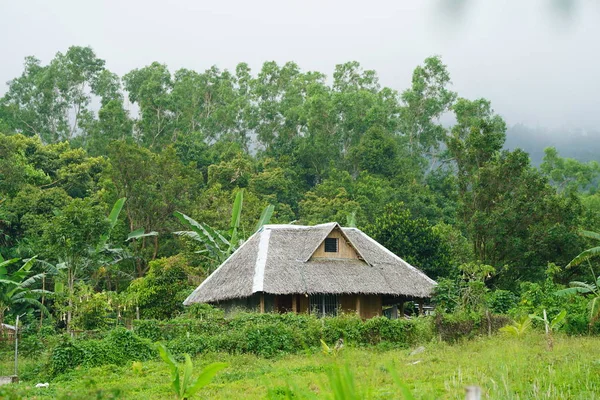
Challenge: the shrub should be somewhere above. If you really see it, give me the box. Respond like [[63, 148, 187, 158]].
[[167, 334, 216, 357], [102, 328, 154, 364], [49, 328, 154, 376], [435, 312, 480, 342], [126, 255, 193, 320], [132, 319, 163, 341], [488, 290, 517, 314], [50, 337, 85, 376], [321, 313, 363, 344]]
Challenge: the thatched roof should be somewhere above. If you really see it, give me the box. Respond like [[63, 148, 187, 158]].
[[184, 222, 436, 305]]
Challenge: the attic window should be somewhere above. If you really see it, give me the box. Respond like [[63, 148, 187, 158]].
[[324, 238, 338, 253]]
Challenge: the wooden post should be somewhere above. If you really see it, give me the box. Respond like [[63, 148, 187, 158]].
[[259, 293, 265, 313], [418, 300, 424, 316], [391, 304, 398, 319], [356, 295, 362, 319], [292, 295, 297, 313], [399, 301, 405, 319], [465, 386, 481, 400]]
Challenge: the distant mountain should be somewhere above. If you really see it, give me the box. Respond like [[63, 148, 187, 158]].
[[505, 124, 600, 166]]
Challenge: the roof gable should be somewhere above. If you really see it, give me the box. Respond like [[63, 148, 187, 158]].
[[303, 222, 368, 264]]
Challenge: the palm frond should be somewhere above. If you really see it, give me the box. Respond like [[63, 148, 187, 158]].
[[556, 286, 592, 296], [567, 246, 600, 268], [580, 230, 600, 241]]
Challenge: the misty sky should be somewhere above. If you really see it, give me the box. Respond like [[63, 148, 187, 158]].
[[1, 0, 599, 130]]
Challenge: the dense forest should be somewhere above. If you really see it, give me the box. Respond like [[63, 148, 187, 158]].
[[1, 45, 600, 332]]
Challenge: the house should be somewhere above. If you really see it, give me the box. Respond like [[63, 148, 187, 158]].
[[184, 222, 436, 319]]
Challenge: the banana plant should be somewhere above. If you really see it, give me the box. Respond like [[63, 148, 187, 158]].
[[556, 276, 600, 327], [0, 255, 50, 333], [529, 309, 567, 332], [174, 189, 274, 269], [558, 230, 600, 328], [567, 230, 600, 270], [156, 343, 227, 400], [499, 317, 532, 337]]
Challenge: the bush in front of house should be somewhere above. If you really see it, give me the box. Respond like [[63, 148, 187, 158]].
[[132, 309, 435, 358], [49, 328, 154, 376]]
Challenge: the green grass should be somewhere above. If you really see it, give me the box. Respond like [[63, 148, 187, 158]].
[[1, 333, 600, 399]]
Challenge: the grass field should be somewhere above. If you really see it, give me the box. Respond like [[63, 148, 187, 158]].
[[1, 333, 599, 399]]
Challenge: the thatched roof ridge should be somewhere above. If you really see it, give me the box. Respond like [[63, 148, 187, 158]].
[[184, 223, 436, 305]]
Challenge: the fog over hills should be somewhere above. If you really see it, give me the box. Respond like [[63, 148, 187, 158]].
[[505, 125, 600, 166]]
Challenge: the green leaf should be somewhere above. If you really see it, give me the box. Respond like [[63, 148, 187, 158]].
[[230, 189, 244, 233], [11, 256, 38, 282], [550, 310, 567, 330], [182, 354, 194, 397], [97, 197, 126, 252], [183, 362, 228, 398], [567, 246, 600, 268], [579, 230, 600, 241], [174, 211, 228, 255], [126, 228, 158, 241], [254, 204, 275, 233], [156, 343, 181, 396], [108, 198, 126, 229], [0, 258, 20, 277]]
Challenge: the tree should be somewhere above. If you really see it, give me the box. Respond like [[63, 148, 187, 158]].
[[446, 97, 507, 199], [107, 141, 200, 270], [126, 255, 192, 319], [123, 62, 174, 149], [0, 47, 116, 143], [540, 147, 600, 195], [365, 203, 451, 278], [0, 255, 48, 333], [400, 56, 456, 165], [38, 198, 109, 331]]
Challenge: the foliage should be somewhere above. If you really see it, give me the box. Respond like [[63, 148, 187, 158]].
[[435, 312, 510, 342], [174, 189, 273, 271], [132, 310, 434, 358], [487, 289, 517, 314], [50, 328, 154, 376], [157, 343, 227, 400], [566, 230, 600, 269], [126, 255, 193, 320], [529, 309, 567, 332], [540, 147, 600, 195], [555, 275, 600, 327], [499, 317, 532, 337], [0, 255, 49, 329], [365, 203, 452, 278]]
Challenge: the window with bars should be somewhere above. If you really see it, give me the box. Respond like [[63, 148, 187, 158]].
[[324, 238, 338, 253], [309, 294, 338, 317]]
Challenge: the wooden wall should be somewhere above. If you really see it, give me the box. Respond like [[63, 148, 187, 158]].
[[277, 293, 382, 319], [340, 294, 356, 313], [311, 229, 360, 260], [357, 294, 382, 319], [298, 294, 309, 313]]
